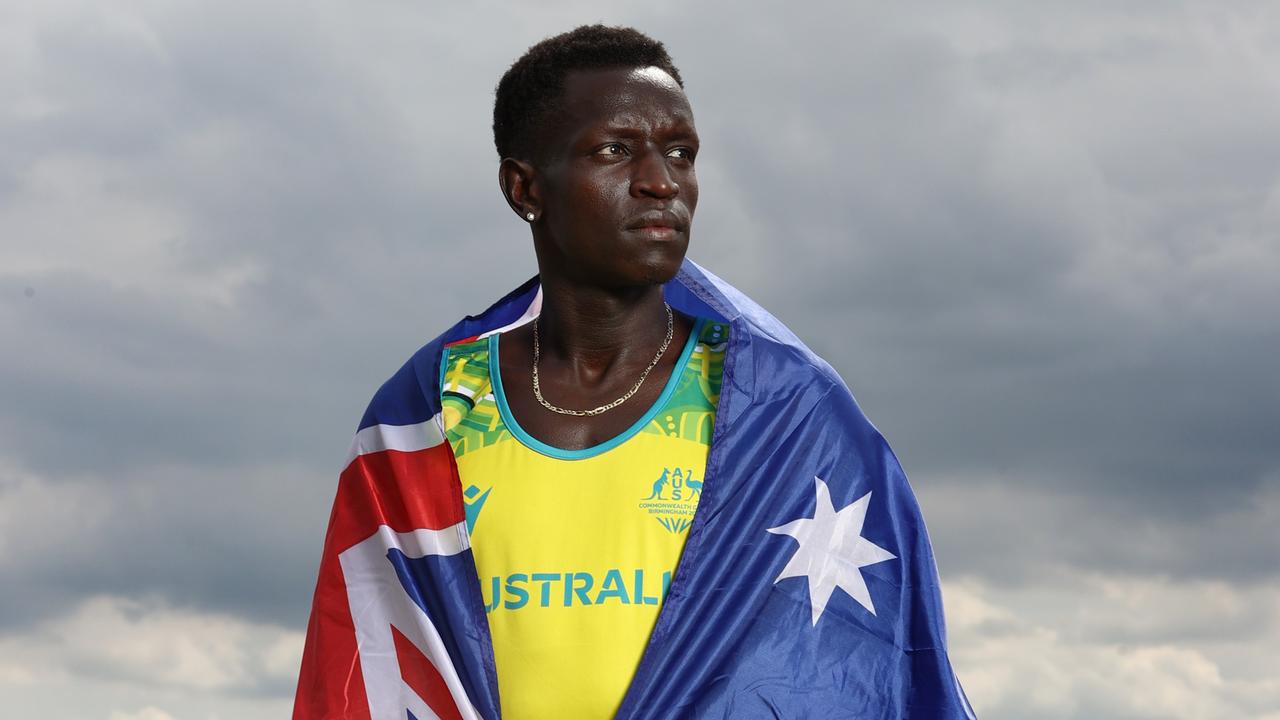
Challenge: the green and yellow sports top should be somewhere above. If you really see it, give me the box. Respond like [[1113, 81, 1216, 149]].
[[439, 316, 728, 719]]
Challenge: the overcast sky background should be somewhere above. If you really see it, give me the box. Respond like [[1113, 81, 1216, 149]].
[[2, 1, 1278, 718]]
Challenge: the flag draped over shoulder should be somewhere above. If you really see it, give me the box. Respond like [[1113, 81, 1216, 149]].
[[294, 259, 975, 720]]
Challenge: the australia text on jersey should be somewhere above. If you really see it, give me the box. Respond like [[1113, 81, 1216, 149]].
[[482, 568, 674, 612]]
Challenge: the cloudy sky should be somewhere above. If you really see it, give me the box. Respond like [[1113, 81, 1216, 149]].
[[2, 1, 1278, 718]]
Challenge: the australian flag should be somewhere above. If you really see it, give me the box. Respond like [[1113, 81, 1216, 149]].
[[293, 259, 976, 719]]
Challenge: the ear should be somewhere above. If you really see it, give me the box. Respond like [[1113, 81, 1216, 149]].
[[499, 158, 541, 223]]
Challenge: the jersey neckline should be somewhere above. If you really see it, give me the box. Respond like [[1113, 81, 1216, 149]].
[[489, 316, 706, 461]]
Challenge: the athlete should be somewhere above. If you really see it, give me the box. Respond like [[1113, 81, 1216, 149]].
[[447, 28, 718, 715], [295, 24, 973, 720]]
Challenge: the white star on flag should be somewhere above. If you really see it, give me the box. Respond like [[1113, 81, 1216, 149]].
[[767, 476, 897, 625]]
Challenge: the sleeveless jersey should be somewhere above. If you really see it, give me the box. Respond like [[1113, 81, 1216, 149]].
[[439, 317, 727, 718]]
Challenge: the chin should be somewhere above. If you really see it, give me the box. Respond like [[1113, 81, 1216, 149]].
[[582, 239, 688, 289], [635, 248, 687, 285], [593, 259, 682, 290]]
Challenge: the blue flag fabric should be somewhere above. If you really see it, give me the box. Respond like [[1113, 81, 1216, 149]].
[[297, 258, 974, 720]]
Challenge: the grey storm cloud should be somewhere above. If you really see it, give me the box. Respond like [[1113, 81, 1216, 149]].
[[2, 1, 1278, 718]]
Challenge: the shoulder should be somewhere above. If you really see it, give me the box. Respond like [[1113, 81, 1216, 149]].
[[748, 329, 846, 397], [358, 331, 453, 431], [356, 276, 543, 432], [710, 279, 851, 403], [675, 261, 873, 434]]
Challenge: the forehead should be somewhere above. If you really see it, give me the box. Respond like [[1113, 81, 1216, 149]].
[[552, 66, 695, 141]]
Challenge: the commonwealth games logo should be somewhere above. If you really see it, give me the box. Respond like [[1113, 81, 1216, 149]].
[[638, 467, 701, 533]]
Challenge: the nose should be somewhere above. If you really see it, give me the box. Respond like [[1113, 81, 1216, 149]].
[[630, 147, 678, 199]]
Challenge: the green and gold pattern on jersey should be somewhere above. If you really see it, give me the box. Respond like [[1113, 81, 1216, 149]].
[[441, 320, 728, 458]]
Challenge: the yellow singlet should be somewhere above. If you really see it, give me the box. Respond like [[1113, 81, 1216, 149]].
[[439, 317, 727, 719]]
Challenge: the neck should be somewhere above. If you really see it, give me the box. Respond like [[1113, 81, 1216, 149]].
[[535, 276, 670, 378]]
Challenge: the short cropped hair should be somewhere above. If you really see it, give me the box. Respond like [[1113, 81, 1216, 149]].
[[493, 24, 684, 162]]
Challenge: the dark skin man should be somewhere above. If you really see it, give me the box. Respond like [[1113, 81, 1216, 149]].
[[296, 33, 974, 717], [496, 65, 701, 451]]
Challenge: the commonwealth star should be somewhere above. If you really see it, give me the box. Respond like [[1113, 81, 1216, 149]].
[[767, 476, 897, 625]]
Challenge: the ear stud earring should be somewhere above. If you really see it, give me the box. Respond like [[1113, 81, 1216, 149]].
[[526, 212, 535, 222]]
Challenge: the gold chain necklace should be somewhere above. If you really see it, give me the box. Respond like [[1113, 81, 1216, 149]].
[[532, 303, 674, 417]]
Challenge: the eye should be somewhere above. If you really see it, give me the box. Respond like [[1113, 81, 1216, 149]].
[[667, 147, 696, 161], [596, 143, 627, 156]]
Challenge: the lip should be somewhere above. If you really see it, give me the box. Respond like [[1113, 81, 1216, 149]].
[[626, 212, 687, 233], [629, 225, 680, 239]]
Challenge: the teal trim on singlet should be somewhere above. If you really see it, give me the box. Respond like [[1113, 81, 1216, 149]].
[[490, 317, 706, 461]]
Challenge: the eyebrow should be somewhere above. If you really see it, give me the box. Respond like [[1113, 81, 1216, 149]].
[[591, 121, 699, 140]]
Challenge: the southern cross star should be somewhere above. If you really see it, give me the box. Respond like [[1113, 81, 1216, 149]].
[[767, 476, 897, 625]]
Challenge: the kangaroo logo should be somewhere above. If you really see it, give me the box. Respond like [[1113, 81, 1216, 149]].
[[642, 468, 670, 500], [638, 466, 700, 534]]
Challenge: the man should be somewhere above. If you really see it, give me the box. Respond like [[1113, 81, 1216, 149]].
[[295, 25, 974, 720]]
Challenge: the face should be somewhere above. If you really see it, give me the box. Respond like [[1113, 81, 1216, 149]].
[[531, 66, 700, 289]]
